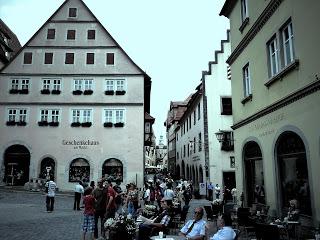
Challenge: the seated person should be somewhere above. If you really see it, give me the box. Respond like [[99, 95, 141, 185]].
[[287, 199, 299, 221], [138, 198, 172, 240], [179, 207, 206, 240], [210, 214, 236, 240]]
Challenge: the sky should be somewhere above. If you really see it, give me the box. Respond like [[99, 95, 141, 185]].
[[0, 0, 229, 142]]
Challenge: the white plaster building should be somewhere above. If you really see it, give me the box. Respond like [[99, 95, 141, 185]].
[[0, 0, 151, 190], [202, 31, 236, 193]]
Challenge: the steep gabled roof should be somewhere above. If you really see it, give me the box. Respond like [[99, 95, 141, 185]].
[[0, 0, 150, 80]]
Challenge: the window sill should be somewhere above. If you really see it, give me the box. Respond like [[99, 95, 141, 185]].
[[239, 17, 249, 33], [265, 59, 300, 88], [241, 94, 252, 105]]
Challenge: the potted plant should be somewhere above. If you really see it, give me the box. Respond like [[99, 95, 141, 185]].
[[9, 89, 19, 94], [83, 90, 93, 95], [71, 122, 81, 127], [38, 121, 49, 126], [115, 90, 126, 95], [6, 120, 16, 126], [41, 89, 50, 94], [19, 89, 29, 94], [81, 122, 92, 127], [114, 122, 124, 127], [49, 122, 59, 127], [72, 90, 83, 95], [105, 90, 114, 95], [104, 214, 136, 240], [51, 89, 61, 95], [104, 122, 113, 127]]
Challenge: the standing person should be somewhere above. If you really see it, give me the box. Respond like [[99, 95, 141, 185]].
[[163, 182, 175, 201], [92, 179, 107, 240], [179, 207, 206, 240], [126, 183, 139, 216], [81, 187, 95, 240], [74, 181, 84, 210], [143, 184, 151, 205], [155, 182, 163, 210], [105, 178, 116, 219], [45, 177, 57, 212], [210, 214, 236, 240], [215, 184, 221, 199], [113, 179, 124, 214], [208, 182, 214, 201], [183, 186, 192, 206]]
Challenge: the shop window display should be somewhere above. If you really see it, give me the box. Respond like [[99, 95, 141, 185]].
[[102, 158, 123, 182], [69, 158, 90, 183]]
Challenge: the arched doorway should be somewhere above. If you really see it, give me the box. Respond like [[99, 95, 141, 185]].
[[69, 158, 90, 183], [4, 144, 30, 186], [102, 158, 123, 182], [40, 157, 55, 180], [276, 131, 311, 216], [243, 141, 265, 205], [181, 161, 185, 179]]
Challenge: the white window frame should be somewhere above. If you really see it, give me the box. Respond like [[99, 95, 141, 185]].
[[104, 110, 113, 122], [243, 64, 251, 97], [105, 79, 126, 92], [42, 79, 50, 90], [106, 80, 114, 91], [116, 80, 125, 91], [7, 108, 27, 122], [71, 109, 92, 123], [74, 78, 93, 91], [10, 78, 30, 90], [268, 37, 280, 77], [84, 79, 93, 91], [241, 0, 248, 22], [11, 79, 19, 90], [8, 109, 17, 121], [40, 109, 60, 122], [103, 109, 125, 123], [282, 21, 294, 66], [42, 78, 61, 91], [40, 109, 49, 122], [115, 109, 125, 123], [53, 79, 61, 91]]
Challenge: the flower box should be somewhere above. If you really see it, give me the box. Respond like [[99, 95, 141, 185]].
[[9, 89, 19, 94], [104, 214, 136, 239], [72, 90, 83, 95], [6, 121, 16, 126], [81, 122, 92, 127], [71, 122, 81, 127], [114, 122, 124, 127], [83, 90, 93, 95], [41, 89, 50, 94], [19, 89, 29, 94], [38, 121, 49, 126], [49, 122, 59, 127], [16, 121, 27, 126], [104, 122, 113, 128], [115, 90, 126, 95], [51, 90, 61, 95], [105, 90, 114, 95]]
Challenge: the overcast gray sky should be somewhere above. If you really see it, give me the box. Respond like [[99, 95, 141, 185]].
[[0, 0, 229, 142]]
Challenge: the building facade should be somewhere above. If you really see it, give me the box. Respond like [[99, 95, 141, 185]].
[[202, 31, 236, 193], [0, 0, 151, 190], [221, 0, 320, 225]]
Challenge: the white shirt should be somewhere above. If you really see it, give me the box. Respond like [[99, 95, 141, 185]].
[[46, 181, 57, 197], [75, 183, 84, 193], [144, 188, 150, 201], [163, 189, 175, 200], [210, 226, 236, 240], [180, 219, 206, 238]]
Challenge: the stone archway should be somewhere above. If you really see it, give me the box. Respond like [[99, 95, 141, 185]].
[[69, 158, 90, 183], [243, 141, 265, 206], [276, 131, 311, 216], [4, 144, 30, 186], [102, 158, 123, 182], [40, 157, 55, 180]]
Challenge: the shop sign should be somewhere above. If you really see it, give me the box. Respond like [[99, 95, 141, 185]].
[[62, 139, 99, 149]]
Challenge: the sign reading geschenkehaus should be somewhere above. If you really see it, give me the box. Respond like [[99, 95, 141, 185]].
[[62, 140, 99, 149]]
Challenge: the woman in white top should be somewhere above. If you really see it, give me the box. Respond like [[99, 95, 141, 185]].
[[163, 182, 175, 200]]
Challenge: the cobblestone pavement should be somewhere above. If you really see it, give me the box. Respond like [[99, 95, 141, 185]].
[[0, 189, 82, 240]]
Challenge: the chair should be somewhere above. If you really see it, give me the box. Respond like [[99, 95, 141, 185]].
[[255, 223, 280, 240]]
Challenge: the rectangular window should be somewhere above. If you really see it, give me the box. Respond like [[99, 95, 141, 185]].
[[23, 52, 32, 64], [47, 29, 55, 40], [84, 79, 93, 90], [221, 97, 232, 115], [19, 109, 27, 122], [282, 21, 294, 66], [193, 137, 196, 153], [105, 110, 113, 123], [7, 108, 27, 123], [8, 109, 17, 122], [65, 53, 74, 64], [21, 79, 29, 90], [104, 109, 125, 123], [241, 0, 248, 22], [53, 79, 61, 91], [67, 30, 76, 40], [198, 133, 202, 152], [51, 110, 60, 122], [106, 80, 114, 91], [72, 109, 92, 123], [10, 78, 30, 91], [197, 103, 201, 120], [189, 116, 191, 129], [74, 79, 83, 91], [86, 53, 94, 64], [87, 30, 95, 40], [43, 79, 50, 90], [42, 78, 61, 91], [40, 109, 49, 122], [268, 37, 280, 76], [242, 64, 251, 97], [106, 53, 114, 65], [116, 80, 124, 91], [11, 79, 19, 90], [69, 8, 77, 17], [44, 52, 53, 64], [115, 110, 124, 123], [230, 156, 235, 168], [183, 145, 186, 157], [193, 110, 196, 125], [187, 144, 189, 157]]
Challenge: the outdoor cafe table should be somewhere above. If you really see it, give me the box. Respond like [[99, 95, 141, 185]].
[[150, 235, 185, 240]]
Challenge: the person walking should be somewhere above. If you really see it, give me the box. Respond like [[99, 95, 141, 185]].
[[45, 177, 57, 212], [215, 184, 221, 199], [208, 182, 214, 201], [92, 179, 107, 240], [81, 187, 95, 240], [74, 181, 84, 210]]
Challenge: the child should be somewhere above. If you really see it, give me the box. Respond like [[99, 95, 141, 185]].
[[81, 187, 95, 240]]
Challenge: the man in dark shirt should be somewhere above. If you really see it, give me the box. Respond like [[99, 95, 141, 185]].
[[105, 178, 116, 219], [92, 179, 107, 239]]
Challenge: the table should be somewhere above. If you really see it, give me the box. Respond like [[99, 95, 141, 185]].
[[150, 235, 185, 240]]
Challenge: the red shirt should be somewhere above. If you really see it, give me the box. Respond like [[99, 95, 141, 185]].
[[107, 186, 116, 210], [83, 195, 95, 215]]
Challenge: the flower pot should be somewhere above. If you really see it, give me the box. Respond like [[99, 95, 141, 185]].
[[16, 121, 27, 126]]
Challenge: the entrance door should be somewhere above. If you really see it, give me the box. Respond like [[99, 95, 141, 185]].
[[223, 171, 236, 201], [40, 157, 55, 180], [4, 145, 30, 186]]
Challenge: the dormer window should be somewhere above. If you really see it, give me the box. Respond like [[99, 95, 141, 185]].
[[69, 8, 77, 18]]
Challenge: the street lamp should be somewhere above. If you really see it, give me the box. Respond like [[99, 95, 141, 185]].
[[215, 130, 234, 151]]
